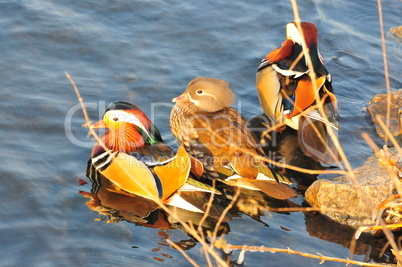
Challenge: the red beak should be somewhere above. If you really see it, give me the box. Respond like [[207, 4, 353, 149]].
[[91, 119, 108, 129], [172, 92, 189, 103]]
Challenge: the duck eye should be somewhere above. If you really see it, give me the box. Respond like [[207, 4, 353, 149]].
[[113, 117, 119, 122], [196, 89, 203, 95]]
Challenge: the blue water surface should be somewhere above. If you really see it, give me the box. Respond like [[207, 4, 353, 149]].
[[0, 0, 401, 266]]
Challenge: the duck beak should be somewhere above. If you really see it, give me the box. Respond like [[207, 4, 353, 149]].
[[172, 92, 189, 103], [91, 119, 108, 129]]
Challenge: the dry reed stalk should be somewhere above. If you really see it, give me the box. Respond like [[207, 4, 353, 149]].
[[263, 206, 340, 213], [353, 0, 401, 262], [356, 224, 402, 239], [376, 0, 391, 136], [197, 180, 217, 233], [290, 0, 350, 168], [358, 120, 402, 263], [370, 3, 400, 257], [209, 188, 241, 244], [166, 239, 201, 267], [355, 132, 402, 264]]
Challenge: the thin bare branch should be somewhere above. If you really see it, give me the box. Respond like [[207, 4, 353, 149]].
[[166, 239, 201, 267], [221, 244, 394, 267]]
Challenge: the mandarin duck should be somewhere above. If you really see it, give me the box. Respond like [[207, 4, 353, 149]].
[[89, 101, 219, 213], [170, 77, 296, 200], [84, 167, 230, 224], [256, 22, 340, 164]]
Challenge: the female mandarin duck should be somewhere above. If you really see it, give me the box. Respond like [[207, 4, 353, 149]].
[[170, 77, 296, 200], [256, 22, 340, 164], [90, 101, 217, 213]]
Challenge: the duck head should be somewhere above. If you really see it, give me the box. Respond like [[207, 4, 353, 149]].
[[91, 101, 162, 152], [266, 22, 321, 64], [286, 22, 318, 48], [172, 77, 235, 113]]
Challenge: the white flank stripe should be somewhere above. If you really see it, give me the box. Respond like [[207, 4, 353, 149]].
[[93, 151, 118, 170], [225, 174, 242, 181], [272, 64, 308, 77], [91, 151, 110, 164], [177, 183, 215, 193], [226, 172, 292, 185], [166, 194, 204, 213], [256, 172, 277, 181], [155, 155, 176, 166], [305, 110, 339, 130], [256, 172, 293, 185]]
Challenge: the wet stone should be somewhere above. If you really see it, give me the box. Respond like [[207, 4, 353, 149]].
[[367, 89, 402, 143], [305, 148, 398, 232], [390, 25, 402, 39]]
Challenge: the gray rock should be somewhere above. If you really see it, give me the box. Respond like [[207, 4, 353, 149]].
[[305, 149, 397, 231]]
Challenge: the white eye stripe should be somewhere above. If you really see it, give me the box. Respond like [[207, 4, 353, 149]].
[[105, 110, 149, 133], [201, 92, 218, 101], [187, 92, 199, 105], [190, 99, 200, 106], [105, 110, 140, 124], [188, 93, 201, 106], [189, 90, 217, 106], [187, 92, 195, 102], [286, 23, 303, 44]]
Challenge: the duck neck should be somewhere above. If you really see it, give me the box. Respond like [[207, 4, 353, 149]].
[[104, 124, 145, 153]]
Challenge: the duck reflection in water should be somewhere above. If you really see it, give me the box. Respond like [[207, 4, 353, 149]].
[[249, 114, 328, 188], [304, 210, 402, 265], [82, 159, 299, 233]]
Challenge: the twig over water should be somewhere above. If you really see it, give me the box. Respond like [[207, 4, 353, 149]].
[[219, 244, 395, 267]]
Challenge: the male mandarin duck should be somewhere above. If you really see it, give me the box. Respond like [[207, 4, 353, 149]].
[[85, 165, 229, 223], [170, 77, 296, 200], [256, 22, 340, 164], [89, 101, 218, 213]]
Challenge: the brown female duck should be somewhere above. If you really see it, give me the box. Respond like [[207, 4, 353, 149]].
[[170, 77, 296, 200]]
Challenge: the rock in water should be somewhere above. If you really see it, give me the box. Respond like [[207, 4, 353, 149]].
[[390, 25, 402, 40], [305, 148, 398, 231], [367, 89, 402, 143]]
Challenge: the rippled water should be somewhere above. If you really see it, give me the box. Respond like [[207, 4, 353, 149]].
[[1, 0, 401, 266]]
